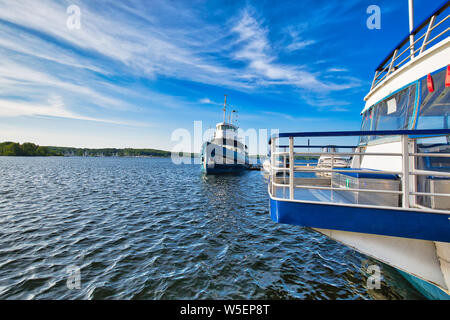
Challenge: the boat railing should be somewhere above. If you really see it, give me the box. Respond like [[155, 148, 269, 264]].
[[269, 129, 450, 214], [371, 2, 450, 91]]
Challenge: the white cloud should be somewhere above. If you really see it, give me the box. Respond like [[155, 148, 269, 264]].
[[199, 98, 225, 106], [199, 98, 212, 104], [285, 40, 316, 52], [230, 8, 359, 92], [327, 68, 348, 72], [0, 0, 362, 134], [0, 25, 105, 74], [0, 1, 361, 93], [0, 0, 243, 89], [303, 96, 352, 112], [283, 26, 316, 52], [0, 59, 136, 112], [0, 96, 149, 126], [262, 111, 328, 122]]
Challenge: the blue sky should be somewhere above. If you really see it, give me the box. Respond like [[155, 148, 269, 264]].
[[0, 0, 447, 150]]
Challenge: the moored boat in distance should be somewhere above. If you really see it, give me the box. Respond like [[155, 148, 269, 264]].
[[267, 0, 450, 299], [316, 146, 351, 177], [201, 95, 250, 174]]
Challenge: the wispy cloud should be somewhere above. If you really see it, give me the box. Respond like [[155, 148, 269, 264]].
[[0, 1, 361, 106], [303, 95, 352, 112], [283, 26, 316, 52], [327, 68, 348, 73], [0, 58, 139, 112], [0, 0, 374, 147], [230, 7, 360, 92], [262, 111, 328, 122], [199, 98, 214, 104], [0, 95, 149, 126], [285, 39, 316, 52], [0, 1, 242, 87]]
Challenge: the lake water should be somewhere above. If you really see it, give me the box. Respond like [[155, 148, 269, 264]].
[[0, 157, 424, 299]]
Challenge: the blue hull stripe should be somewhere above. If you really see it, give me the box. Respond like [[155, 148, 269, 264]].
[[270, 199, 450, 242]]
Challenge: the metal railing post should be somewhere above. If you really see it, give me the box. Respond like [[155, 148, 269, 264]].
[[330, 152, 334, 189], [289, 136, 294, 200], [271, 138, 276, 196], [388, 49, 398, 75], [410, 139, 417, 207], [283, 149, 287, 198], [371, 71, 379, 90], [402, 135, 410, 208], [420, 15, 436, 54]]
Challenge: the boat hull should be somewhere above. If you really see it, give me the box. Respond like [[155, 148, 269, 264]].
[[201, 142, 249, 175], [270, 198, 450, 242], [202, 163, 248, 174], [269, 197, 450, 299], [398, 270, 450, 300]]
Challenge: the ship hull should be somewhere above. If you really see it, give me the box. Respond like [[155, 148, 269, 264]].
[[269, 197, 450, 300], [202, 163, 248, 174], [201, 142, 249, 175], [397, 270, 450, 300]]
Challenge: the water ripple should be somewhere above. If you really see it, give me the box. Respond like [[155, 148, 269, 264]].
[[0, 157, 425, 299]]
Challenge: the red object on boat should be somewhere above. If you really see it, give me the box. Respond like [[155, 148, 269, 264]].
[[446, 65, 450, 87], [427, 73, 434, 93]]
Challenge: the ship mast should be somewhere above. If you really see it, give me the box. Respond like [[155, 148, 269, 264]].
[[408, 0, 415, 58], [223, 94, 227, 123]]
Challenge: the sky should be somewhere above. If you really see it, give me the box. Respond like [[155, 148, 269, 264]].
[[0, 0, 447, 152]]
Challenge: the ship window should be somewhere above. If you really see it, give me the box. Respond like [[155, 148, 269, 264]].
[[415, 136, 450, 208], [373, 84, 415, 131], [367, 83, 416, 142], [359, 108, 374, 144], [416, 69, 450, 130], [219, 124, 236, 131]]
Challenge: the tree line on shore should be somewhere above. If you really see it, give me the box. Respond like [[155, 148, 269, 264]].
[[0, 142, 60, 156], [0, 142, 178, 157], [0, 141, 283, 159], [47, 146, 172, 157]]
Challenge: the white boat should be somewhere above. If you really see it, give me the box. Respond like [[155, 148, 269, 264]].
[[263, 159, 271, 173], [201, 95, 250, 174], [267, 1, 450, 299], [316, 146, 351, 177]]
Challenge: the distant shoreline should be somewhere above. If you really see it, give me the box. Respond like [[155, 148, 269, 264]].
[[0, 141, 187, 158], [0, 141, 270, 159]]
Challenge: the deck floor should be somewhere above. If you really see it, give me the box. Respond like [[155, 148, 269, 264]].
[[275, 186, 354, 204]]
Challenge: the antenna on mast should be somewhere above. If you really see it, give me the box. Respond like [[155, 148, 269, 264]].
[[230, 110, 236, 124], [223, 95, 227, 123]]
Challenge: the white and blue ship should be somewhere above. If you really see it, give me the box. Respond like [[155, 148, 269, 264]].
[[267, 0, 450, 299], [201, 96, 250, 174]]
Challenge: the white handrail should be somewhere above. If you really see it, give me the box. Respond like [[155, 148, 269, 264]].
[[269, 133, 450, 213], [370, 10, 449, 91], [272, 182, 403, 195], [289, 136, 294, 200]]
